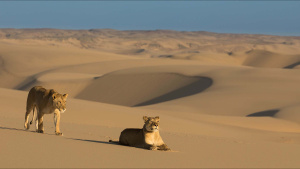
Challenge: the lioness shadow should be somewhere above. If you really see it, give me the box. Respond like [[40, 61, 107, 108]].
[[0, 126, 35, 133], [69, 138, 177, 152], [68, 138, 121, 146], [0, 126, 56, 136]]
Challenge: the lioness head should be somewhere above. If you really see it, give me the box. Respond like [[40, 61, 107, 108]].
[[143, 116, 160, 132], [52, 92, 68, 113]]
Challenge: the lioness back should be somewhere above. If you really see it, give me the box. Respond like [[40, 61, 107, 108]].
[[119, 128, 144, 147], [27, 86, 53, 106]]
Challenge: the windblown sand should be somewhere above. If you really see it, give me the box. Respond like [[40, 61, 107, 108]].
[[1, 29, 300, 168]]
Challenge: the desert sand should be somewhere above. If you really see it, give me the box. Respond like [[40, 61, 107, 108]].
[[1, 29, 300, 168]]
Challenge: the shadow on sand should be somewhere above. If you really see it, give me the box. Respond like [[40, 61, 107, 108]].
[[14, 76, 37, 90], [68, 138, 120, 145], [76, 73, 213, 107], [247, 109, 279, 117], [134, 77, 212, 106], [284, 61, 300, 69], [68, 138, 177, 152], [0, 126, 56, 136], [1, 127, 177, 152], [0, 126, 35, 132]]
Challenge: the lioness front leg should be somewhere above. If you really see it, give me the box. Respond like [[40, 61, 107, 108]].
[[158, 144, 171, 151], [54, 111, 63, 136]]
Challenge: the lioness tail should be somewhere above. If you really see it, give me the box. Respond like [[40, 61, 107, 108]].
[[109, 139, 119, 144]]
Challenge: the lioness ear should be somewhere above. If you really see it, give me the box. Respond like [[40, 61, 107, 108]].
[[155, 116, 160, 121], [50, 89, 56, 100], [63, 94, 68, 100], [143, 116, 149, 123]]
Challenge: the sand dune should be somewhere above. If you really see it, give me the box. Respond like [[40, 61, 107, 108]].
[[243, 49, 300, 68], [76, 72, 212, 106], [1, 29, 300, 168]]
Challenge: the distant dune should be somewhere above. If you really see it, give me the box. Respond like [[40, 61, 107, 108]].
[[1, 28, 300, 67], [1, 29, 300, 168], [243, 49, 300, 68]]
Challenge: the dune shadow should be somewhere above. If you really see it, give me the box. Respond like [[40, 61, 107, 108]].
[[14, 76, 37, 90], [284, 61, 300, 69], [247, 109, 279, 117], [134, 77, 212, 107], [76, 73, 213, 107]]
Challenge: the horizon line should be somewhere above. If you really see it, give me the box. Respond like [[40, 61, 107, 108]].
[[1, 27, 300, 37]]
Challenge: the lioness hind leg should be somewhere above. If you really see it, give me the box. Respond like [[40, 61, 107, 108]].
[[24, 106, 33, 130], [24, 111, 30, 130], [35, 112, 38, 132], [35, 120, 38, 132]]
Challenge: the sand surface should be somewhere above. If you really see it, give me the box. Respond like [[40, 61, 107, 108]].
[[1, 29, 300, 168]]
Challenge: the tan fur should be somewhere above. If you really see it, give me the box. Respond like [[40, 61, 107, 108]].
[[24, 86, 68, 136], [118, 116, 170, 151]]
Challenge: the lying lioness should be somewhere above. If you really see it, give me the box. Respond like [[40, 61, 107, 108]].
[[114, 116, 170, 151], [24, 86, 68, 136]]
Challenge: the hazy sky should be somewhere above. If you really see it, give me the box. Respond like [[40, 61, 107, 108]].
[[0, 1, 300, 36]]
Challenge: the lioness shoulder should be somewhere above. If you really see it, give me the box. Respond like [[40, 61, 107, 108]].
[[118, 116, 170, 151]]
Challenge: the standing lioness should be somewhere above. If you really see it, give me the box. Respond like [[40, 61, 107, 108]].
[[24, 86, 68, 136], [116, 116, 170, 151]]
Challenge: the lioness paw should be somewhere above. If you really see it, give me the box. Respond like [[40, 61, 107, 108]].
[[149, 146, 158, 150], [164, 148, 171, 151], [158, 144, 171, 151], [55, 132, 63, 136], [24, 123, 30, 130], [37, 130, 44, 133]]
